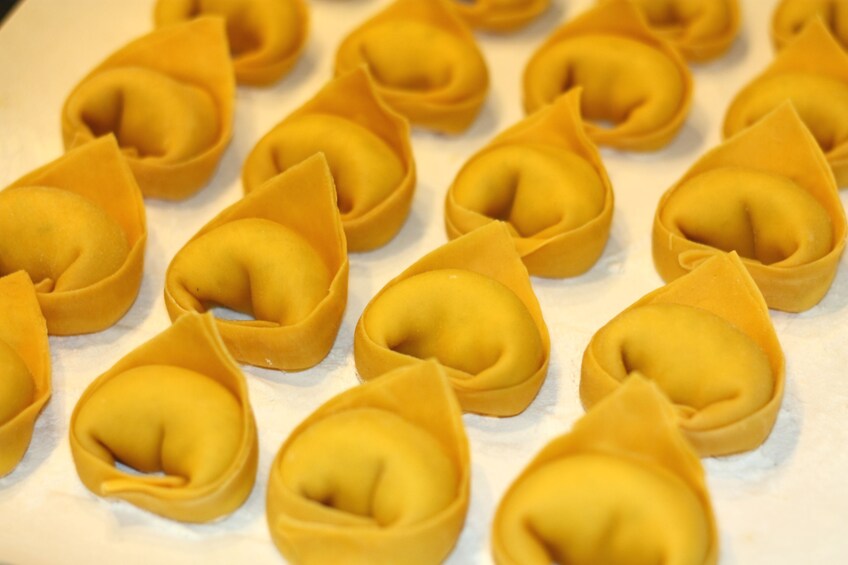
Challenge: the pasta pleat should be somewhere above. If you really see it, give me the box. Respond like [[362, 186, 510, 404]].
[[772, 0, 848, 50], [452, 0, 550, 32]]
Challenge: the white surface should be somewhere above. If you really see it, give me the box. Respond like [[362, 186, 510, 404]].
[[1, 0, 847, 563]]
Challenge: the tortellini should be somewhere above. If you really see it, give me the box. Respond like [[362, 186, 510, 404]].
[[523, 0, 692, 150], [243, 67, 415, 251], [335, 0, 489, 134], [612, 0, 740, 61], [657, 103, 847, 312], [166, 154, 348, 371], [154, 0, 308, 85], [0, 272, 51, 477], [354, 221, 550, 416], [452, 0, 549, 32], [69, 313, 258, 523], [62, 17, 234, 200], [445, 89, 613, 277], [0, 136, 146, 335], [772, 0, 848, 50], [266, 361, 470, 564], [582, 252, 785, 456], [493, 376, 718, 565], [725, 20, 848, 186]]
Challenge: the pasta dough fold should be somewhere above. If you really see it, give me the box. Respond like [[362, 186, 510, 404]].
[[62, 17, 234, 200], [452, 0, 549, 32], [166, 154, 348, 371], [610, 0, 740, 61], [657, 103, 846, 312], [493, 376, 718, 565], [445, 89, 613, 277], [266, 361, 470, 565], [335, 0, 489, 134], [355, 221, 549, 416], [523, 0, 692, 150], [582, 252, 785, 456], [725, 20, 848, 186], [243, 67, 415, 251], [69, 313, 258, 523], [772, 0, 848, 50], [154, 0, 309, 85], [0, 272, 51, 477], [0, 136, 146, 335]]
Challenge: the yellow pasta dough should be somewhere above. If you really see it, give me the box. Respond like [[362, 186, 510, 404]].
[[69, 313, 258, 523], [62, 17, 234, 200], [657, 103, 846, 312], [0, 136, 146, 335], [154, 0, 308, 85], [493, 376, 717, 565], [166, 154, 348, 371], [725, 19, 848, 187], [452, 0, 549, 32], [0, 272, 51, 477], [445, 89, 613, 277], [582, 252, 785, 456], [242, 67, 415, 251], [355, 221, 549, 416], [267, 361, 469, 565], [335, 0, 489, 134], [524, 0, 692, 150], [772, 0, 848, 50], [610, 0, 740, 61]]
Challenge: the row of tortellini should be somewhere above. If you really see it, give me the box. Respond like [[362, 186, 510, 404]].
[[70, 249, 790, 562]]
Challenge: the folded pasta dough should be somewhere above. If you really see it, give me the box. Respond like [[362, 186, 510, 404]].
[[657, 103, 847, 312], [0, 136, 146, 335], [445, 89, 613, 278], [354, 221, 549, 416], [772, 0, 848, 50], [154, 0, 308, 86], [242, 67, 415, 251], [69, 313, 258, 523], [493, 376, 718, 565], [166, 154, 348, 371], [62, 17, 234, 200], [267, 361, 470, 565], [606, 0, 740, 62], [725, 20, 848, 187], [523, 0, 692, 150], [452, 0, 550, 32], [0, 272, 51, 477], [582, 252, 785, 456], [335, 0, 489, 134]]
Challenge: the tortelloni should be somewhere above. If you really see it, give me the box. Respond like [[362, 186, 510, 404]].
[[242, 68, 415, 251], [582, 252, 785, 456], [69, 313, 258, 523], [445, 89, 613, 278], [523, 0, 692, 150], [451, 0, 550, 32], [724, 20, 848, 186], [154, 0, 308, 86], [354, 222, 550, 416], [62, 17, 234, 200], [0, 272, 51, 477], [657, 103, 847, 312], [166, 154, 348, 371], [335, 0, 489, 134], [0, 136, 146, 335], [493, 376, 718, 565], [266, 361, 470, 565], [612, 0, 740, 62], [772, 0, 848, 50]]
